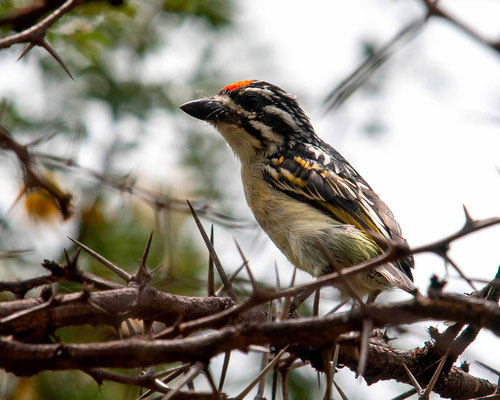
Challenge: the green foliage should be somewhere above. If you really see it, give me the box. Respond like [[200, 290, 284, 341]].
[[35, 371, 127, 400], [163, 0, 234, 28]]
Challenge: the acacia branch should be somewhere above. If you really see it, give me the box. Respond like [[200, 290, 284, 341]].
[[337, 334, 496, 399], [0, 255, 122, 298], [1, 294, 499, 373], [0, 0, 86, 48], [0, 286, 256, 339]]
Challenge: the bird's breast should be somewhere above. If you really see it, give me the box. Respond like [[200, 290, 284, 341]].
[[241, 163, 344, 276]]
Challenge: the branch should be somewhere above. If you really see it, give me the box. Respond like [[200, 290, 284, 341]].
[[0, 253, 122, 298], [1, 294, 499, 375], [0, 285, 260, 338], [0, 125, 73, 219], [0, 0, 92, 78], [421, 0, 500, 54], [337, 334, 496, 400]]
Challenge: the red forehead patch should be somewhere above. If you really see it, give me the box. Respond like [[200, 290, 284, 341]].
[[221, 80, 254, 92]]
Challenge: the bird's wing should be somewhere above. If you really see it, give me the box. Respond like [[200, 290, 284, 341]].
[[263, 142, 414, 282]]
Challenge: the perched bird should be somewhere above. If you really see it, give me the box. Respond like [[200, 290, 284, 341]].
[[180, 80, 416, 299]]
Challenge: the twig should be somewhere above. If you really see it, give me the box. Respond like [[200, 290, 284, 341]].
[[67, 237, 131, 283], [187, 200, 237, 302]]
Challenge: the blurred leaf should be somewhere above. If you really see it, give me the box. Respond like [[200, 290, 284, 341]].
[[164, 0, 234, 27]]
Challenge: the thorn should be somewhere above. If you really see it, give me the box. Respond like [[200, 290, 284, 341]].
[[279, 266, 297, 321], [332, 344, 340, 379], [124, 319, 137, 337], [475, 360, 500, 377], [274, 261, 281, 291], [332, 380, 350, 400], [150, 264, 163, 275], [356, 319, 373, 378], [323, 349, 333, 400], [187, 200, 237, 301], [134, 232, 153, 284], [17, 42, 35, 61], [402, 363, 423, 394], [67, 236, 131, 282], [274, 261, 282, 306], [313, 288, 321, 316], [271, 366, 278, 400], [257, 347, 270, 396], [202, 366, 220, 398], [115, 325, 123, 340], [137, 365, 187, 400], [207, 224, 215, 296], [63, 248, 71, 267], [218, 351, 231, 391], [162, 362, 204, 400], [382, 328, 397, 343], [462, 204, 475, 228], [256, 302, 273, 397], [214, 262, 245, 297], [422, 347, 450, 398], [40, 39, 74, 80], [140, 232, 154, 269], [324, 299, 349, 316], [281, 368, 290, 400], [27, 131, 59, 147], [390, 388, 418, 400], [234, 239, 257, 293], [444, 254, 477, 292], [234, 346, 289, 400], [248, 345, 271, 354], [143, 319, 153, 338]]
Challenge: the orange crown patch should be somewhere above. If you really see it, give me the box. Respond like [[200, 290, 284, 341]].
[[221, 80, 254, 92]]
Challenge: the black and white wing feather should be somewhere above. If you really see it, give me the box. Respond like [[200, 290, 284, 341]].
[[263, 141, 414, 286]]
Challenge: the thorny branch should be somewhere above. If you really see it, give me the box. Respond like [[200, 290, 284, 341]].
[[0, 0, 92, 78], [0, 214, 498, 398]]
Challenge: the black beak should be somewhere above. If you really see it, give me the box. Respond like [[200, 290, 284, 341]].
[[180, 98, 224, 122]]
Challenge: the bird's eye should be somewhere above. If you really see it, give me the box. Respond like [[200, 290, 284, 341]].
[[240, 93, 261, 111]]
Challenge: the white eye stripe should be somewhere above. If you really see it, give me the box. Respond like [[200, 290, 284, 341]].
[[263, 105, 298, 129], [249, 120, 284, 146], [242, 88, 273, 99]]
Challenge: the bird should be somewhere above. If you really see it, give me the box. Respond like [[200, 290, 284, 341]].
[[180, 80, 416, 300]]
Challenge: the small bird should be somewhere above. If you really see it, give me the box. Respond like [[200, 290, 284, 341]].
[[180, 80, 416, 300]]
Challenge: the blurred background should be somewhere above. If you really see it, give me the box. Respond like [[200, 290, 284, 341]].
[[0, 0, 499, 398]]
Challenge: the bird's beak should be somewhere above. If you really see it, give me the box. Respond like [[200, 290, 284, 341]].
[[180, 98, 224, 122]]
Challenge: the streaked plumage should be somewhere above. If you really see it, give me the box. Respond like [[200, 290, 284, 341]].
[[180, 80, 415, 297]]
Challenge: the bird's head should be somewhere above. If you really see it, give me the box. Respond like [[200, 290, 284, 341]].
[[180, 80, 317, 163]]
